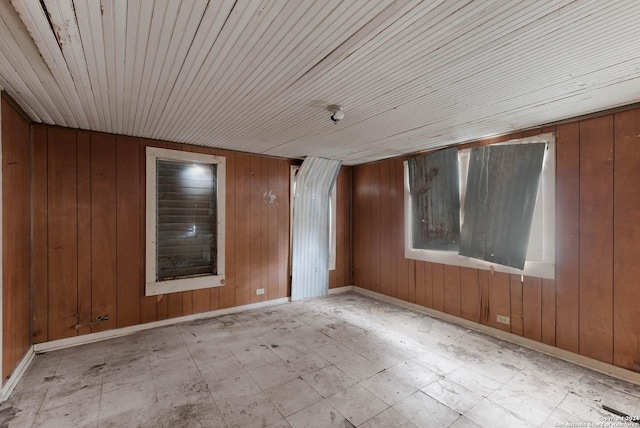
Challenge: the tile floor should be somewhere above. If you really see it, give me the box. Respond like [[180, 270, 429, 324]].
[[1, 292, 640, 427]]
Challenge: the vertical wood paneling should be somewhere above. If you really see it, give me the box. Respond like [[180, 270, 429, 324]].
[[443, 265, 461, 317], [415, 262, 426, 307], [47, 127, 78, 339], [330, 166, 351, 288], [432, 264, 444, 312], [90, 133, 117, 332], [460, 267, 479, 322], [352, 167, 363, 289], [423, 262, 433, 309], [488, 272, 510, 332], [369, 163, 381, 293], [350, 106, 640, 372], [76, 131, 92, 335], [249, 155, 263, 303], [115, 137, 140, 327], [613, 109, 640, 371], [35, 128, 295, 341], [541, 278, 556, 346], [478, 270, 490, 326], [555, 122, 580, 353], [510, 275, 523, 336], [523, 276, 542, 342], [2, 96, 31, 379], [32, 125, 48, 343], [579, 115, 614, 364], [379, 161, 391, 296], [167, 293, 183, 319], [361, 165, 372, 291], [235, 153, 251, 306], [267, 157, 279, 299], [389, 161, 399, 298]]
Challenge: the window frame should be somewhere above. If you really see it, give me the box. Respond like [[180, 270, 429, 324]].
[[404, 133, 556, 279], [145, 147, 226, 296]]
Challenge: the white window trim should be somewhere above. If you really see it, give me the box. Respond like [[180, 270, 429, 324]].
[[145, 147, 226, 296], [404, 133, 556, 279], [290, 165, 337, 271]]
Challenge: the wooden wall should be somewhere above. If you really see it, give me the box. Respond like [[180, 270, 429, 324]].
[[329, 167, 352, 289], [2, 94, 31, 380], [32, 124, 352, 343], [353, 107, 640, 372]]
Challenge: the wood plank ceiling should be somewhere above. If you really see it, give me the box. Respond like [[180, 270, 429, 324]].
[[1, 0, 639, 165]]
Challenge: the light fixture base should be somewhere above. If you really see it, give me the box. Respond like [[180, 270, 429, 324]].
[[327, 105, 344, 124]]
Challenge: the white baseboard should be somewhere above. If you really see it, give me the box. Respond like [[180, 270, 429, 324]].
[[350, 286, 640, 386], [34, 297, 290, 353], [1, 345, 34, 402], [328, 285, 354, 294]]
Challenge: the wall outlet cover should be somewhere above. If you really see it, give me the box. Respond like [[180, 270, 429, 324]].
[[256, 288, 265, 295], [497, 315, 510, 325]]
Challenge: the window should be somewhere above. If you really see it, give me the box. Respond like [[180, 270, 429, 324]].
[[145, 147, 225, 296], [404, 133, 555, 279], [290, 165, 337, 270]]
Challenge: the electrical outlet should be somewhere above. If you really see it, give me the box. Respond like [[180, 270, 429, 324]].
[[256, 288, 265, 295], [496, 315, 510, 325]]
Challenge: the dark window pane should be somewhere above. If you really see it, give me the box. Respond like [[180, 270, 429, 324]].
[[408, 148, 460, 250], [459, 143, 546, 269], [156, 160, 217, 280]]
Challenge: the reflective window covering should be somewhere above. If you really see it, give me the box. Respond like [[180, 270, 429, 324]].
[[459, 143, 546, 269], [408, 148, 460, 251]]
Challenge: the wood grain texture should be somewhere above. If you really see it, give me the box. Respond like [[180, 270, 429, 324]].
[[510, 275, 523, 336], [555, 122, 580, 353], [488, 272, 511, 332], [349, 106, 640, 371], [414, 261, 426, 307], [116, 136, 140, 327], [336, 167, 351, 287], [541, 278, 556, 346], [267, 157, 279, 300], [579, 115, 614, 364], [2, 97, 31, 379], [379, 161, 391, 296], [523, 276, 542, 342], [431, 263, 444, 312], [76, 132, 92, 335], [443, 265, 461, 317], [47, 127, 79, 339], [33, 126, 296, 341], [90, 133, 117, 332], [249, 155, 263, 303], [360, 165, 373, 292], [234, 153, 252, 306], [388, 160, 399, 298], [31, 125, 49, 343], [460, 267, 479, 322], [370, 163, 382, 293], [613, 109, 640, 371]]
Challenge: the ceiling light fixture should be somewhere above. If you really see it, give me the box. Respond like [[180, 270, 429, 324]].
[[327, 105, 344, 125]]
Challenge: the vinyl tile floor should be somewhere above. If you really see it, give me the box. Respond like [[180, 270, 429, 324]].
[[2, 292, 640, 427]]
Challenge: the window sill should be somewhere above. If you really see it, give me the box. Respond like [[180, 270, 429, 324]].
[[405, 247, 554, 280], [145, 274, 225, 296]]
